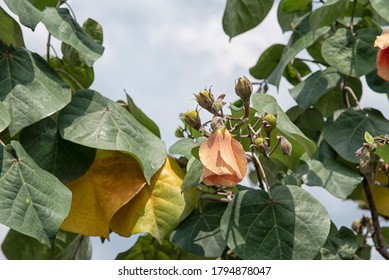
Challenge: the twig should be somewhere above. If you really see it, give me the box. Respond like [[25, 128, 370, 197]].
[[350, 0, 358, 35], [362, 179, 389, 260], [343, 86, 360, 108], [46, 33, 52, 62]]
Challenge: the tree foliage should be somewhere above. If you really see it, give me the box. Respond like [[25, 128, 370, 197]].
[[0, 0, 389, 260]]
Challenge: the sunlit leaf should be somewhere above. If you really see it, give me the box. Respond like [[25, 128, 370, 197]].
[[289, 68, 341, 109], [221, 185, 330, 259], [370, 0, 389, 24], [4, 0, 43, 30], [58, 89, 166, 183], [321, 28, 379, 77], [171, 202, 227, 258], [0, 101, 10, 133], [110, 157, 197, 243], [116, 234, 208, 260], [60, 150, 146, 238], [252, 93, 316, 166], [169, 138, 204, 160], [309, 0, 349, 30], [20, 117, 96, 183], [0, 141, 71, 248], [0, 43, 71, 136], [0, 7, 25, 47], [302, 159, 363, 199], [181, 158, 204, 191], [1, 229, 91, 260], [323, 109, 389, 163], [222, 0, 274, 39], [268, 16, 330, 87], [41, 8, 104, 66]]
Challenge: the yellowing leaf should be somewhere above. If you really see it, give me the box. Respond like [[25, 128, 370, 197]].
[[61, 150, 146, 238], [352, 170, 389, 217], [110, 157, 197, 243]]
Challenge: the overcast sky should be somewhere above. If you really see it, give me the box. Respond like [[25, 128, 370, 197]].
[[0, 0, 388, 260]]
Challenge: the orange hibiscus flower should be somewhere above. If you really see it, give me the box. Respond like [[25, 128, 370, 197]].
[[374, 29, 389, 81], [199, 128, 247, 187]]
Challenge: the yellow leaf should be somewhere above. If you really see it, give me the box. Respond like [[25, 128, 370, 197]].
[[352, 170, 389, 217], [110, 156, 197, 242], [61, 150, 146, 238]]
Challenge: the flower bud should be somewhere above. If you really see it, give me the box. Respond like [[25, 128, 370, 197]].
[[263, 113, 277, 131], [278, 135, 292, 156], [235, 76, 253, 101], [254, 136, 268, 154], [184, 110, 201, 130], [212, 94, 226, 114], [351, 219, 362, 233], [194, 88, 215, 113], [175, 128, 184, 138]]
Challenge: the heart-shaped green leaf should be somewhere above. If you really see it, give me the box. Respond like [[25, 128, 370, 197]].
[[0, 43, 71, 136], [321, 28, 379, 77], [20, 117, 96, 183], [370, 0, 389, 24], [221, 185, 330, 259], [171, 202, 227, 258], [290, 68, 341, 109], [58, 89, 166, 183], [323, 109, 389, 163], [309, 0, 349, 30], [0, 141, 72, 248]]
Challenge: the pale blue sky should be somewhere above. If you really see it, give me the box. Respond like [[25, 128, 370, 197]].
[[0, 0, 388, 260]]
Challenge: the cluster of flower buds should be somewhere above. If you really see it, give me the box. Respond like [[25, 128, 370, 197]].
[[194, 88, 226, 115], [352, 216, 374, 235]]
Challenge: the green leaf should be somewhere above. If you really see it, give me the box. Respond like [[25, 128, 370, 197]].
[[323, 109, 389, 163], [50, 57, 94, 91], [4, 0, 43, 30], [1, 229, 91, 260], [20, 117, 96, 183], [29, 0, 58, 11], [221, 185, 330, 259], [283, 58, 312, 86], [181, 158, 204, 191], [314, 77, 362, 117], [116, 234, 208, 260], [0, 43, 71, 136], [376, 144, 389, 164], [321, 28, 379, 77], [364, 131, 375, 145], [125, 94, 161, 138], [268, 16, 330, 87], [319, 226, 358, 260], [381, 227, 389, 245], [250, 44, 285, 79], [365, 70, 389, 93], [171, 202, 227, 258], [0, 101, 10, 133], [303, 159, 363, 199], [0, 7, 25, 47], [169, 138, 204, 160], [41, 8, 104, 66], [309, 0, 349, 30], [370, 0, 389, 24], [290, 68, 341, 109], [252, 93, 316, 163], [82, 18, 103, 45], [0, 141, 72, 248], [222, 0, 274, 39], [58, 89, 167, 184], [277, 0, 311, 33]]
